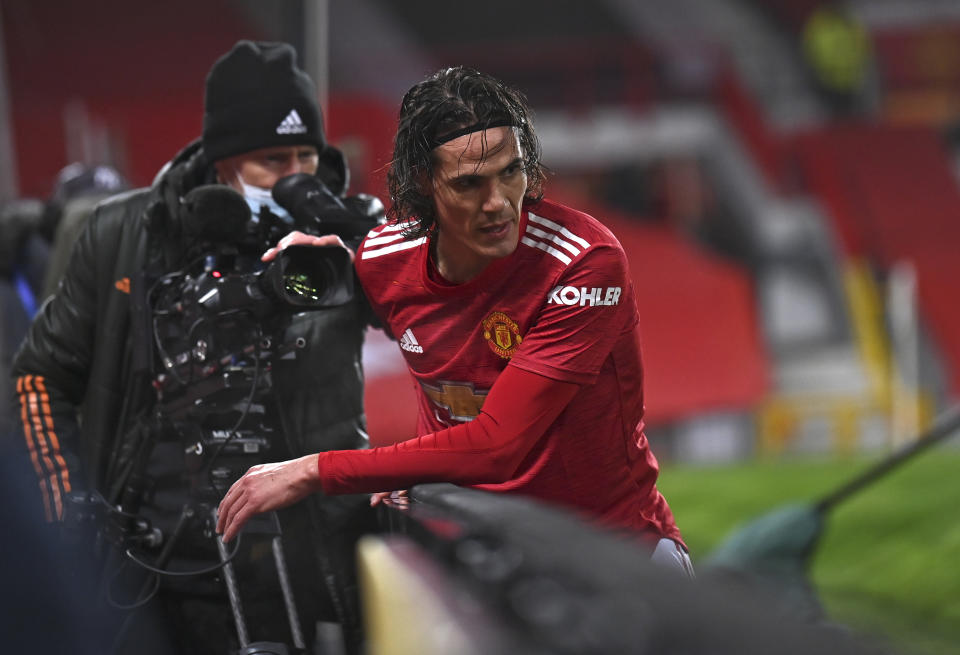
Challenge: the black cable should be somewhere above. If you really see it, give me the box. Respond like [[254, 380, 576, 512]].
[[146, 253, 210, 305], [105, 253, 274, 646], [148, 259, 215, 386], [105, 560, 161, 611], [152, 311, 188, 387], [123, 532, 242, 577], [105, 500, 194, 609], [121, 257, 271, 564], [89, 489, 140, 521], [203, 322, 264, 496]]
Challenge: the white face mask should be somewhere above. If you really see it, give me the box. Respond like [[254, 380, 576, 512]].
[[235, 174, 294, 225]]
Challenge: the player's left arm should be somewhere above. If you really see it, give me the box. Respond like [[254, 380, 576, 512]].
[[217, 365, 578, 542], [216, 245, 638, 541]]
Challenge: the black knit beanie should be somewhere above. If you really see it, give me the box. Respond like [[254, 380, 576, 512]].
[[202, 40, 326, 162]]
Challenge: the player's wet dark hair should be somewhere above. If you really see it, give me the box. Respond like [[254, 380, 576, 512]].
[[387, 66, 545, 238]]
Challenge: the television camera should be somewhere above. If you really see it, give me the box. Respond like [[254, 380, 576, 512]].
[[102, 174, 379, 654], [149, 176, 371, 501]]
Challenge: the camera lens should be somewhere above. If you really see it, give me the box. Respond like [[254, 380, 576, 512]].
[[283, 271, 323, 301], [264, 244, 354, 308]]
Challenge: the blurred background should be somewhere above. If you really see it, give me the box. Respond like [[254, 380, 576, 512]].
[[1, 0, 959, 653]]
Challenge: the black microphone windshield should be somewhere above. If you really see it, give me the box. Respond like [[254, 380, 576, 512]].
[[181, 185, 252, 245]]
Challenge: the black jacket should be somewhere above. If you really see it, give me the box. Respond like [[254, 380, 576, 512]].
[[13, 139, 376, 513], [10, 140, 380, 650]]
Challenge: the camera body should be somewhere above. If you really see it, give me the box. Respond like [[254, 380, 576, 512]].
[[97, 174, 379, 654], [150, 244, 352, 492], [146, 175, 375, 501]]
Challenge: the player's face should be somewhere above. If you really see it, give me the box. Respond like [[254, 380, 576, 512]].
[[429, 126, 527, 283], [216, 145, 319, 190]]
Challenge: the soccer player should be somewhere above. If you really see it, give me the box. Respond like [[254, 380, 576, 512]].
[[218, 66, 692, 575]]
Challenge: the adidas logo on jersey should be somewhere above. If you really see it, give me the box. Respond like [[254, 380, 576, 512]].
[[548, 286, 622, 307], [276, 109, 307, 135], [399, 328, 423, 354]]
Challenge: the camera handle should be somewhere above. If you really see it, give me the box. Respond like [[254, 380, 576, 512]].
[[211, 508, 306, 653]]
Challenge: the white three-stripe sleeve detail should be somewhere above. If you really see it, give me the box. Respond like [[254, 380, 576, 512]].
[[364, 232, 405, 247], [361, 237, 427, 260], [528, 212, 591, 249], [520, 236, 572, 265], [378, 222, 414, 233], [524, 224, 581, 257], [363, 221, 414, 240]]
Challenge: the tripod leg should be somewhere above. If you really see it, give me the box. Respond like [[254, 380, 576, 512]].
[[271, 536, 306, 650], [216, 532, 250, 648]]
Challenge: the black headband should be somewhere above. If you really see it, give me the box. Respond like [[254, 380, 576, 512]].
[[431, 118, 516, 149]]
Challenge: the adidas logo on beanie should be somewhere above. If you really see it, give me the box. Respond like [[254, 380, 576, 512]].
[[202, 40, 325, 162]]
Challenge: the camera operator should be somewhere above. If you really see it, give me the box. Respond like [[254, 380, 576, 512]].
[[10, 40, 381, 654]]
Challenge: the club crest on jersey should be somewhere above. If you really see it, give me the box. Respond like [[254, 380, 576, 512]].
[[481, 311, 523, 359]]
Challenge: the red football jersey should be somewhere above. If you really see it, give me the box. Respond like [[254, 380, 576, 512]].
[[349, 197, 681, 543]]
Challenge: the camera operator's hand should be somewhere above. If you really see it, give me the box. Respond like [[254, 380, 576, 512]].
[[216, 454, 323, 543], [261, 230, 354, 263]]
